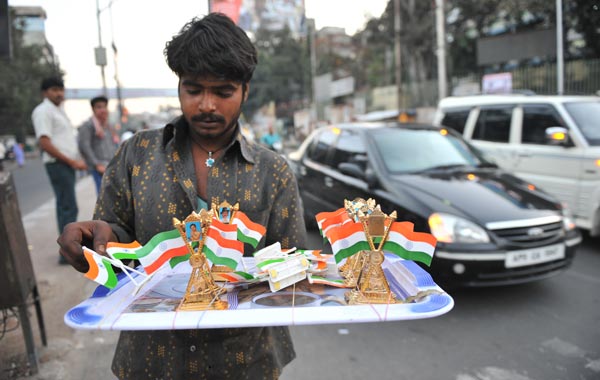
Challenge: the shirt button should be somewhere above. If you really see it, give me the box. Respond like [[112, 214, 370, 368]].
[[190, 345, 196, 352]]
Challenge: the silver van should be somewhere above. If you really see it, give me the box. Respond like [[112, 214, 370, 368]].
[[434, 95, 600, 237]]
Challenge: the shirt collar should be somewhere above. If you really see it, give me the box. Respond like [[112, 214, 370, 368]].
[[163, 116, 257, 164]]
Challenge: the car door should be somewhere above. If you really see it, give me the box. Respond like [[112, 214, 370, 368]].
[[300, 127, 341, 218], [511, 103, 583, 211], [325, 129, 372, 207], [466, 105, 519, 170]]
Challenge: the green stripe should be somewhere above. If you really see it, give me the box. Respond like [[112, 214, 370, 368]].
[[382, 241, 433, 266], [233, 271, 255, 280], [333, 241, 371, 263], [237, 231, 259, 248], [311, 275, 345, 284], [256, 258, 286, 269], [136, 229, 181, 258], [110, 251, 138, 260], [169, 254, 190, 269], [101, 257, 118, 289], [203, 246, 238, 269]]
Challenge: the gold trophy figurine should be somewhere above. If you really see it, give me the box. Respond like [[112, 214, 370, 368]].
[[175, 210, 228, 311], [345, 207, 399, 305]]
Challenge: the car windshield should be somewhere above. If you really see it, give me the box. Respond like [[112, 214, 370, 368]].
[[371, 128, 483, 174], [563, 101, 600, 146]]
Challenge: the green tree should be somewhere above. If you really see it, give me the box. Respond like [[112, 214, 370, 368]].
[[568, 0, 600, 57], [0, 10, 62, 142], [243, 26, 310, 120]]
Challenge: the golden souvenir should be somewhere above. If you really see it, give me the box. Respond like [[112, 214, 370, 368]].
[[174, 210, 228, 311]]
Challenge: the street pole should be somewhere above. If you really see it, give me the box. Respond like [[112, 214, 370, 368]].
[[393, 0, 402, 115], [108, 3, 124, 128], [556, 0, 564, 95], [435, 0, 447, 101], [310, 19, 318, 128], [95, 0, 107, 96]]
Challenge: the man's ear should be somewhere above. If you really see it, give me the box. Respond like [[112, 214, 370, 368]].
[[242, 83, 250, 102]]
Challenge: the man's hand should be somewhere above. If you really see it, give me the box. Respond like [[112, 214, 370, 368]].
[[70, 159, 88, 171], [95, 163, 106, 174], [57, 220, 115, 273]]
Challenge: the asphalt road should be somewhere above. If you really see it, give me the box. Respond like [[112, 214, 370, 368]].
[[7, 156, 600, 380], [282, 228, 600, 380]]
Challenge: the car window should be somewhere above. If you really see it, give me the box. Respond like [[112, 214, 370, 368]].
[[371, 128, 481, 173], [472, 106, 512, 143], [563, 101, 600, 146], [440, 109, 470, 134], [521, 104, 566, 145], [307, 128, 338, 165], [330, 130, 366, 168]]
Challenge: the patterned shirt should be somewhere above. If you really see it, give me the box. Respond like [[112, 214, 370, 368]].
[[95, 116, 308, 380]]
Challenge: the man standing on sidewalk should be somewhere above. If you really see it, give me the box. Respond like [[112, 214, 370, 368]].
[[32, 76, 87, 264], [58, 14, 307, 379], [78, 95, 119, 194]]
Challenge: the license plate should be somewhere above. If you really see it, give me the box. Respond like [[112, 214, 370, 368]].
[[505, 244, 566, 268]]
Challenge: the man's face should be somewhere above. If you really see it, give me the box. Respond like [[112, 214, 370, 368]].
[[92, 101, 109, 123], [44, 86, 65, 106], [178, 75, 248, 140]]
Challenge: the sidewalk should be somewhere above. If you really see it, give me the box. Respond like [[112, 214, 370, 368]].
[[1, 173, 118, 380]]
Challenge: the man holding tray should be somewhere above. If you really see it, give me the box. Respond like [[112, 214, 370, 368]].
[[57, 13, 307, 380]]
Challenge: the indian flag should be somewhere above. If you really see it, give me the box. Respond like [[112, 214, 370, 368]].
[[83, 248, 118, 289], [134, 229, 188, 275], [326, 222, 371, 263], [106, 241, 142, 261], [203, 227, 244, 269], [210, 218, 239, 240], [382, 222, 437, 266], [315, 207, 350, 236], [231, 211, 265, 248]]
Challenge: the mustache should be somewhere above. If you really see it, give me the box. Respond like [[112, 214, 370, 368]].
[[190, 113, 225, 123]]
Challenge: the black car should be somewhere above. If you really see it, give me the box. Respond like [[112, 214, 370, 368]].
[[287, 122, 581, 287]]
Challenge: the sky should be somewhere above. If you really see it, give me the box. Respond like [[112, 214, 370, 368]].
[[8, 0, 389, 90]]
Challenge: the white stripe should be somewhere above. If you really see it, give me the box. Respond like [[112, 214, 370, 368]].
[[205, 236, 243, 262], [387, 230, 435, 256], [330, 230, 366, 253], [232, 218, 262, 241], [92, 256, 110, 285], [138, 236, 185, 267]]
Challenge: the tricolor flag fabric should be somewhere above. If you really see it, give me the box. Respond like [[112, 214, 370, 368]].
[[203, 227, 245, 270], [231, 211, 266, 248], [325, 221, 371, 263], [83, 248, 119, 289], [210, 217, 239, 240], [133, 229, 188, 275], [106, 241, 142, 261], [382, 222, 437, 266], [316, 208, 350, 236]]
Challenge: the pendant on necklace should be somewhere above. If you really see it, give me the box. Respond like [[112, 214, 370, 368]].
[[205, 151, 215, 167]]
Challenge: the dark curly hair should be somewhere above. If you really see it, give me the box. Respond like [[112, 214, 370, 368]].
[[164, 13, 257, 84]]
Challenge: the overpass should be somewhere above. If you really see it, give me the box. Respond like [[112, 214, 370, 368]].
[[65, 88, 178, 99]]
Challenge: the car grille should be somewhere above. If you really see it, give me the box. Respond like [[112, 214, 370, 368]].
[[489, 221, 564, 248]]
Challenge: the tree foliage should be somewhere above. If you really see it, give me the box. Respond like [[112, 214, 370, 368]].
[[0, 11, 62, 141], [243, 26, 310, 120]]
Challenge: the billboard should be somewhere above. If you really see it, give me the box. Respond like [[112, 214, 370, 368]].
[[238, 0, 306, 37], [210, 0, 244, 24]]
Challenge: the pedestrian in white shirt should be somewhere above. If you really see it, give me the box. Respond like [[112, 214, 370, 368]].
[[31, 77, 87, 264]]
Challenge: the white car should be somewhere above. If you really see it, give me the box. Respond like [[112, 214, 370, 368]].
[[434, 94, 600, 237]]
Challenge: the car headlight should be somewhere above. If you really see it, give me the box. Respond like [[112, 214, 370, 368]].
[[428, 212, 490, 243], [560, 202, 576, 231]]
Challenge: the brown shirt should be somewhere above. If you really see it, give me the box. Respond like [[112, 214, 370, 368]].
[[94, 116, 308, 379]]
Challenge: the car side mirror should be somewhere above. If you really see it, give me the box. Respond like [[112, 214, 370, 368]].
[[338, 162, 378, 188], [545, 127, 571, 146]]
